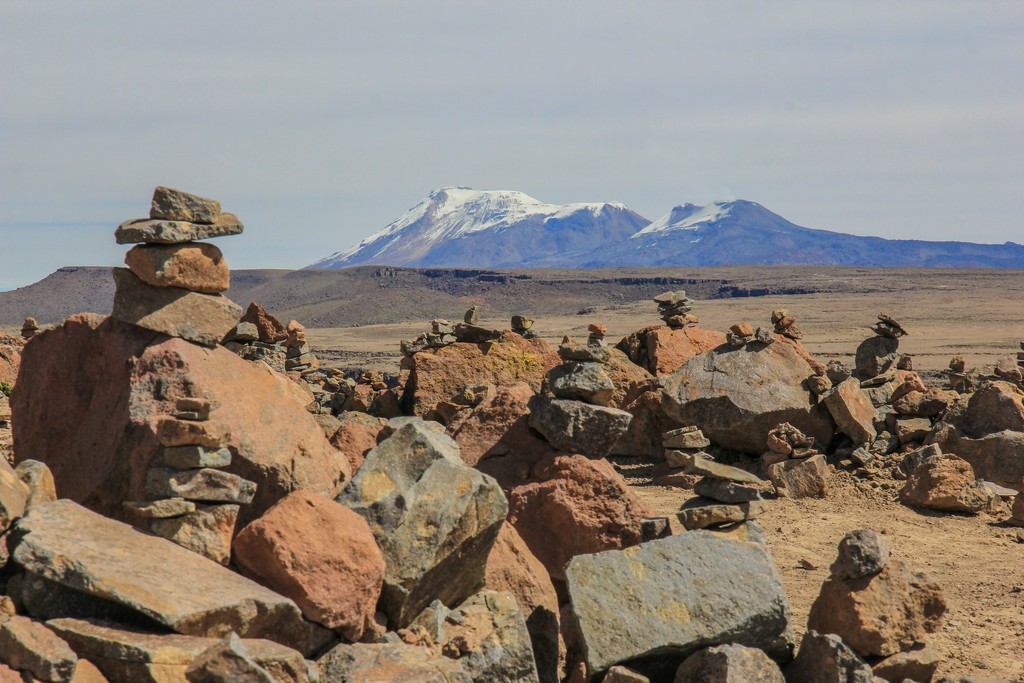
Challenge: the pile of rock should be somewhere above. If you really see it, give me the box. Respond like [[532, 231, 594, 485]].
[[112, 186, 243, 346], [793, 529, 945, 682], [855, 313, 909, 379], [400, 318, 458, 356], [125, 397, 255, 565], [771, 309, 802, 339], [511, 315, 537, 339], [19, 317, 39, 340], [527, 339, 633, 458], [676, 456, 768, 531], [587, 323, 607, 347], [653, 290, 697, 329], [898, 445, 999, 515], [284, 320, 319, 373], [662, 425, 711, 466], [760, 423, 831, 499], [726, 321, 773, 348], [223, 302, 290, 371], [943, 355, 972, 393]]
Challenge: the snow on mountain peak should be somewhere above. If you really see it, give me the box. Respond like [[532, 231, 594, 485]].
[[632, 201, 737, 237]]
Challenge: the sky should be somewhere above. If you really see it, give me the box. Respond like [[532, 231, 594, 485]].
[[2, 1, 1022, 290]]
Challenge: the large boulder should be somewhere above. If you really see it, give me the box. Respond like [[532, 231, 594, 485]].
[[959, 381, 1024, 435], [9, 500, 321, 653], [662, 342, 834, 454], [447, 382, 536, 466], [615, 325, 726, 376], [507, 454, 654, 583], [854, 335, 899, 378], [673, 644, 784, 683], [401, 334, 559, 417], [898, 452, 992, 513], [328, 412, 388, 474], [232, 491, 385, 640], [527, 396, 632, 459], [807, 558, 946, 658], [485, 522, 562, 683], [335, 422, 507, 627], [564, 532, 792, 677], [11, 314, 349, 523]]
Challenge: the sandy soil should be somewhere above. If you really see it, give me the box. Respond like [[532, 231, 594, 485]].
[[623, 465, 1024, 680]]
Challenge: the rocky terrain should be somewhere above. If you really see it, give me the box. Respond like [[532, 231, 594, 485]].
[[309, 187, 1024, 269], [1, 187, 1022, 682]]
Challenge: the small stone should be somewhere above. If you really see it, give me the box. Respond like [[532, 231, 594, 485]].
[[123, 498, 197, 519], [831, 529, 890, 580], [693, 476, 764, 503], [145, 467, 256, 504], [527, 395, 632, 459], [871, 644, 940, 683], [662, 427, 712, 450], [899, 452, 992, 513], [664, 449, 710, 469], [822, 377, 878, 445], [547, 362, 615, 406], [124, 243, 230, 293], [150, 186, 222, 224], [639, 517, 672, 542], [676, 498, 767, 530], [685, 457, 763, 484], [605, 665, 649, 682], [149, 504, 240, 565], [185, 633, 276, 683], [464, 306, 479, 325], [115, 213, 243, 245], [156, 446, 232, 469]]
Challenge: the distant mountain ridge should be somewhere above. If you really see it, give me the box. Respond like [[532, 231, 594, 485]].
[[308, 189, 1024, 269]]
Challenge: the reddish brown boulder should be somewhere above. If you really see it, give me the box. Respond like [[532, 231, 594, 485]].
[[507, 454, 654, 583], [486, 522, 562, 683], [329, 412, 388, 474], [899, 452, 992, 513], [602, 348, 655, 408], [892, 388, 953, 418], [233, 491, 385, 640], [611, 379, 678, 457], [615, 325, 726, 376], [238, 302, 289, 344], [447, 382, 535, 466], [124, 243, 230, 293], [960, 380, 1024, 436], [822, 377, 878, 444], [808, 558, 946, 657], [403, 333, 559, 417], [11, 314, 349, 523]]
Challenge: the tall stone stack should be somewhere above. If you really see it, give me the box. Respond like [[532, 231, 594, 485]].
[[111, 187, 258, 561], [113, 186, 243, 346], [771, 309, 802, 340], [653, 290, 698, 329], [855, 313, 908, 379]]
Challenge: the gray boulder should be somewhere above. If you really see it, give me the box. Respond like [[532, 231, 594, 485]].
[[547, 362, 614, 406], [335, 422, 507, 627], [855, 335, 899, 378], [527, 395, 632, 458], [661, 343, 833, 454], [831, 529, 890, 580], [786, 630, 874, 683], [564, 531, 792, 675], [673, 643, 784, 682]]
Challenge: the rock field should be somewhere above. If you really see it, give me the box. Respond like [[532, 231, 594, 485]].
[[0, 188, 1022, 682]]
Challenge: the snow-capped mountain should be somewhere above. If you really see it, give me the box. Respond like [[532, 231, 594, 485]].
[[308, 187, 650, 269], [578, 199, 1024, 268], [309, 191, 1024, 270]]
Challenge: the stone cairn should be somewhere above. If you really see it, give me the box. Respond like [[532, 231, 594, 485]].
[[19, 318, 39, 341], [675, 452, 768, 531], [653, 290, 697, 329], [726, 321, 774, 348], [511, 315, 536, 339], [771, 308, 802, 340], [401, 307, 505, 357], [587, 323, 607, 347], [944, 355, 972, 393], [111, 187, 258, 563]]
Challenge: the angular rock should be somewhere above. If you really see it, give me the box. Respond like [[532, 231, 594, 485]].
[[673, 643, 784, 683], [238, 303, 289, 345], [686, 458, 763, 484], [150, 186, 222, 224], [605, 665, 649, 683], [855, 335, 899, 378], [154, 418, 232, 449], [822, 378, 878, 445], [527, 395, 632, 459], [156, 446, 232, 469], [693, 476, 763, 503], [185, 633, 275, 683], [115, 213, 243, 245], [892, 388, 953, 418], [11, 501, 313, 650], [895, 416, 932, 445], [547, 362, 614, 406], [768, 454, 830, 499], [831, 529, 890, 580], [317, 641, 464, 682], [662, 342, 833, 454], [0, 457, 29, 534], [112, 268, 242, 346], [11, 314, 349, 524], [48, 618, 313, 683], [663, 426, 712, 450], [565, 532, 792, 675], [807, 558, 946, 657], [402, 334, 559, 417], [508, 454, 653, 582], [615, 325, 726, 376], [148, 503, 239, 565], [484, 522, 561, 683], [335, 422, 507, 627], [446, 382, 535, 467], [328, 412, 388, 473], [0, 615, 78, 683], [125, 243, 230, 294], [233, 491, 385, 640], [899, 452, 992, 513], [676, 498, 766, 530], [786, 630, 874, 683], [123, 498, 196, 519], [145, 467, 255, 504], [871, 644, 941, 683]]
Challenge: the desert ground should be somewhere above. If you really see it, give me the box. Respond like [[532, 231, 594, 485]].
[[306, 281, 1024, 680]]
